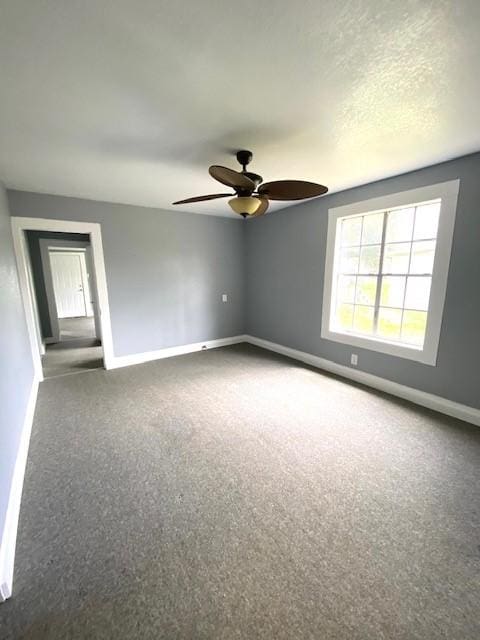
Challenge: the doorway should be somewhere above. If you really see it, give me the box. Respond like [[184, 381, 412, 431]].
[[27, 232, 103, 378], [11, 217, 114, 381]]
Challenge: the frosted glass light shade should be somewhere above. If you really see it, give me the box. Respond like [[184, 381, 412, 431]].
[[228, 196, 261, 216]]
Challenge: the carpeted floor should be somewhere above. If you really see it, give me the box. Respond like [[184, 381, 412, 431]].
[[42, 338, 103, 379], [1, 344, 479, 639], [41, 317, 101, 379]]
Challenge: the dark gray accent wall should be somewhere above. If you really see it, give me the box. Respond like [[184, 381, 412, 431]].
[[8, 192, 245, 357], [0, 183, 35, 541], [245, 152, 480, 409], [26, 231, 90, 339]]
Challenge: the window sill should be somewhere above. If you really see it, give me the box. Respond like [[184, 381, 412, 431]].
[[320, 326, 437, 365]]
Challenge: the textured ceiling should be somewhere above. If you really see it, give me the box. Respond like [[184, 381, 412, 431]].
[[0, 0, 479, 218]]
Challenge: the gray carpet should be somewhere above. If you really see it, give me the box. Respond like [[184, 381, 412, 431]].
[[42, 339, 103, 379], [1, 344, 479, 639]]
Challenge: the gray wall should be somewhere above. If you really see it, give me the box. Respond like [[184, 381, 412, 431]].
[[6, 153, 479, 409], [26, 231, 90, 339], [8, 192, 245, 357], [0, 183, 35, 542], [246, 152, 480, 409]]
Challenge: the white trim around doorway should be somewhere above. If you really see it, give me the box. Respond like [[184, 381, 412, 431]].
[[11, 217, 115, 379]]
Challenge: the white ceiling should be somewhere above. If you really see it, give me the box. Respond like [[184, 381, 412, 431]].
[[0, 1, 479, 218]]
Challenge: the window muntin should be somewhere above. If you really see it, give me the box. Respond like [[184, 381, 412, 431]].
[[331, 200, 441, 349]]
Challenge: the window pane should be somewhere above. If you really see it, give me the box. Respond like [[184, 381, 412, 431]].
[[359, 245, 381, 274], [385, 208, 415, 243], [332, 198, 441, 351], [340, 247, 359, 273], [380, 276, 406, 308], [353, 305, 374, 333], [382, 242, 411, 274], [336, 303, 354, 330], [377, 307, 402, 339], [401, 310, 427, 345], [341, 217, 362, 246], [413, 202, 440, 240], [409, 240, 435, 274], [405, 276, 431, 311], [355, 276, 377, 305], [361, 213, 384, 244], [337, 275, 356, 303]]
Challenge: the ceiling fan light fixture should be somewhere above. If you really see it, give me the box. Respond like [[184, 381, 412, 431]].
[[173, 150, 328, 215], [228, 196, 261, 217]]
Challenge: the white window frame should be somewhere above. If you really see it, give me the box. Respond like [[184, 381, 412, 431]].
[[321, 180, 460, 365]]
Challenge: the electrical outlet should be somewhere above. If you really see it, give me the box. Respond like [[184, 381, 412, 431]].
[[351, 353, 358, 366], [222, 294, 228, 302]]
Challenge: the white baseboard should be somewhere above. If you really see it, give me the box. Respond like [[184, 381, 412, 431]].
[[0, 375, 39, 602], [108, 335, 247, 370], [245, 335, 480, 427]]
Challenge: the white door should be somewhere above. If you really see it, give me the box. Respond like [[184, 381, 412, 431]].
[[50, 252, 88, 318]]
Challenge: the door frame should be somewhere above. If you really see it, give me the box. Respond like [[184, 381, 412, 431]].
[[11, 217, 115, 380], [40, 240, 98, 342]]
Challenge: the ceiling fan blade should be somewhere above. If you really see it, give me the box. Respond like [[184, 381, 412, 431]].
[[172, 193, 232, 205], [209, 165, 255, 190], [258, 180, 328, 201], [251, 196, 269, 217]]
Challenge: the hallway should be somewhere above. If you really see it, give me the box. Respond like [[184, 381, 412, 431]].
[[59, 317, 96, 341], [42, 317, 102, 378], [42, 340, 103, 379]]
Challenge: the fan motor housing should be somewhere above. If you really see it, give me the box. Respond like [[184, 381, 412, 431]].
[[236, 149, 252, 167], [236, 150, 262, 186], [243, 171, 263, 186]]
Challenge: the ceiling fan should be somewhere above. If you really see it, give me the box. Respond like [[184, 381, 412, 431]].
[[172, 150, 328, 218]]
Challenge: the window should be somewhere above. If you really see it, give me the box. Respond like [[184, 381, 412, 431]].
[[321, 181, 459, 365]]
